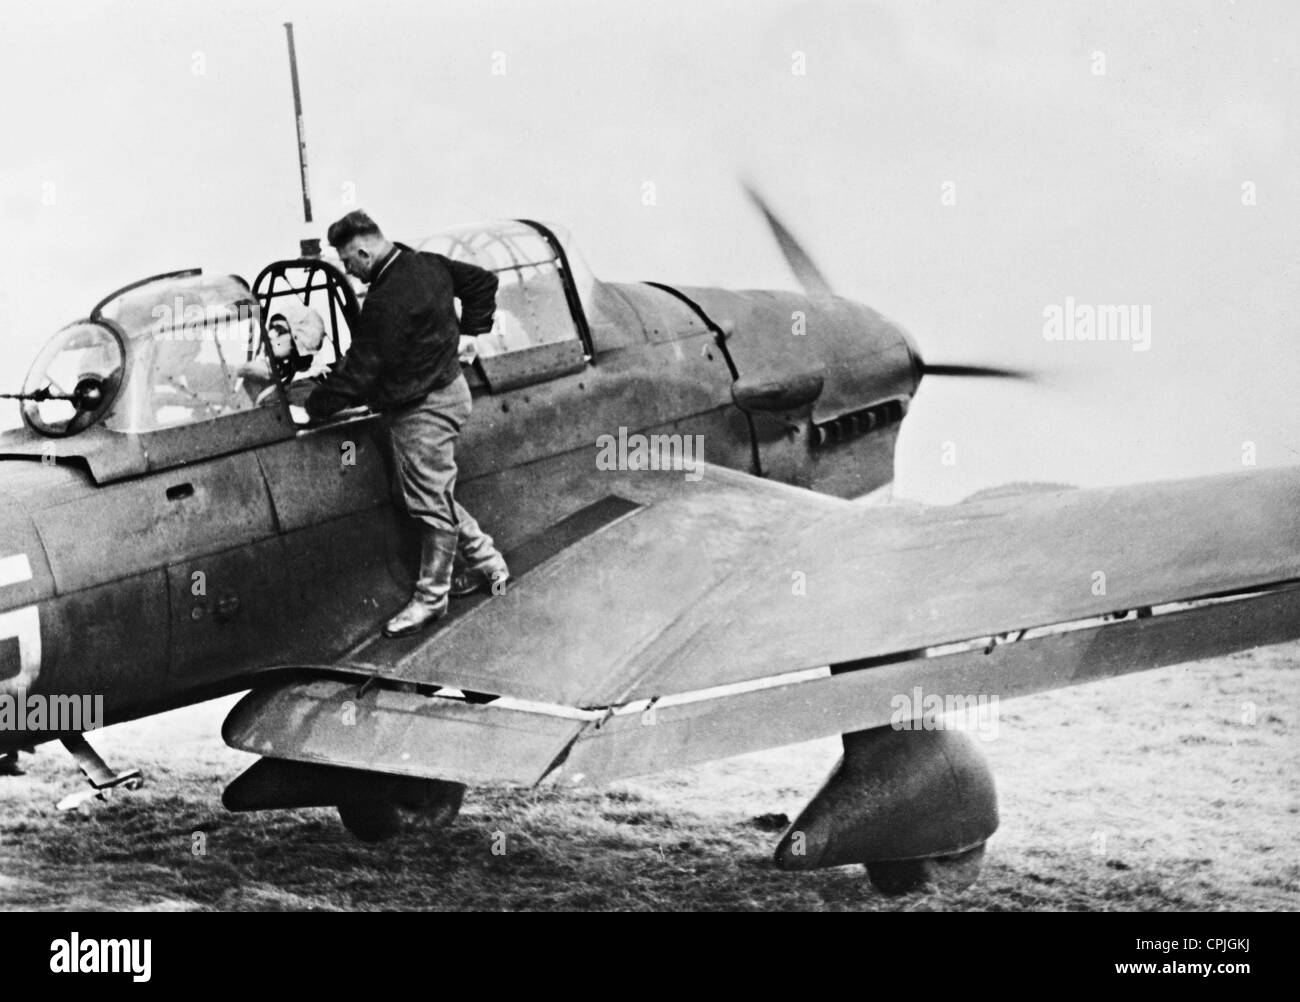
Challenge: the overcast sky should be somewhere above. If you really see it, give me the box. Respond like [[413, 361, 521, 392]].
[[1, 0, 1295, 500]]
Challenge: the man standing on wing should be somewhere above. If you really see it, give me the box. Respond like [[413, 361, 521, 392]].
[[307, 210, 509, 637]]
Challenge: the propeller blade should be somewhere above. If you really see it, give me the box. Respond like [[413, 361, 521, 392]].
[[920, 363, 1034, 380], [742, 184, 835, 298], [741, 182, 1033, 382]]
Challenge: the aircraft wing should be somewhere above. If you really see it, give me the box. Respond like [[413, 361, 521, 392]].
[[224, 463, 1300, 789]]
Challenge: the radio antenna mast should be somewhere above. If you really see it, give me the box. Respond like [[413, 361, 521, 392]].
[[284, 22, 319, 257]]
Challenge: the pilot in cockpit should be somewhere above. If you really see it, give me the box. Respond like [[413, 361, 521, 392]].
[[237, 308, 331, 407]]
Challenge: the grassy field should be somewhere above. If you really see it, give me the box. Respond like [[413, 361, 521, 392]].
[[1, 641, 1296, 911]]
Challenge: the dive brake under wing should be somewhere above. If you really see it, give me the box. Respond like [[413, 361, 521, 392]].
[[223, 464, 1300, 790]]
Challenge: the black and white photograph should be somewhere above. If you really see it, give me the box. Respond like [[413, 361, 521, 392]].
[[0, 0, 1294, 946]]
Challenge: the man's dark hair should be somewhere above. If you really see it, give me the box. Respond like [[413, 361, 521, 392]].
[[327, 210, 383, 249]]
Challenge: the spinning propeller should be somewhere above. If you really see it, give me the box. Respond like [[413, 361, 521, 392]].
[[742, 183, 1033, 383]]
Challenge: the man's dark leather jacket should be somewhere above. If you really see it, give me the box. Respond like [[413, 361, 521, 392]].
[[306, 243, 497, 417]]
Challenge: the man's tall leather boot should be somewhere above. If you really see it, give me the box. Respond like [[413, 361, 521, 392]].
[[384, 526, 458, 638], [450, 507, 510, 599]]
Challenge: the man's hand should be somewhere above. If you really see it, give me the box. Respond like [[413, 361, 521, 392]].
[[304, 384, 356, 422], [458, 335, 479, 365], [300, 403, 370, 427]]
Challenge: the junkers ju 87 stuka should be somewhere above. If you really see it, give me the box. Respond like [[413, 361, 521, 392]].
[[3, 23, 1297, 895], [1, 197, 1297, 894]]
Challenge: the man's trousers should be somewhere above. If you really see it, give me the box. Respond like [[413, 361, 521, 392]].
[[384, 373, 501, 568]]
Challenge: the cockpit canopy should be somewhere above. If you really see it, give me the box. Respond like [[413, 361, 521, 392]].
[[417, 220, 594, 392], [18, 220, 601, 441], [22, 272, 262, 436]]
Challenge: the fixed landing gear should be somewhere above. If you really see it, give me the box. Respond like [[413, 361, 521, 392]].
[[223, 757, 466, 841], [866, 844, 988, 895], [337, 799, 402, 842], [337, 778, 465, 842], [223, 758, 467, 842], [774, 725, 999, 896]]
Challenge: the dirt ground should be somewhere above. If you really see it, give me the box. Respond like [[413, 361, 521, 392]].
[[1, 642, 1296, 911]]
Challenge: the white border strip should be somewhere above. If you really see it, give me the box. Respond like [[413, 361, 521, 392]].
[[0, 554, 33, 589], [412, 585, 1295, 721]]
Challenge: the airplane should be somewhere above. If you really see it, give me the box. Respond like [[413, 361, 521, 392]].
[[1, 193, 1297, 895], [1, 28, 1296, 897]]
